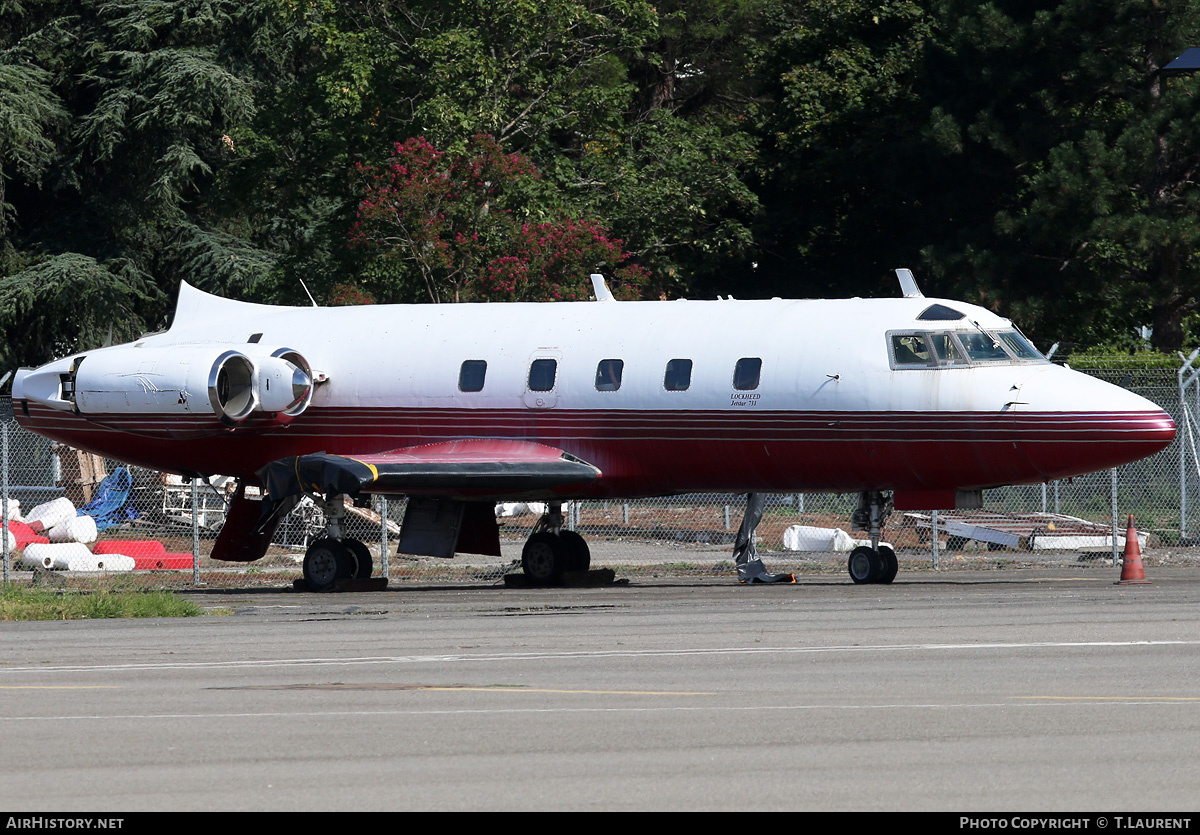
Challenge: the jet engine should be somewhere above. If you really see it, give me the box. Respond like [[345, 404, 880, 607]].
[[33, 343, 315, 431]]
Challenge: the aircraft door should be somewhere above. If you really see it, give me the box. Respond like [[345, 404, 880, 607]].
[[522, 350, 560, 409]]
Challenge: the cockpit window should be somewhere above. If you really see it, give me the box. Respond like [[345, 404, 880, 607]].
[[929, 333, 966, 365], [917, 303, 966, 321], [891, 334, 934, 367], [958, 332, 1010, 362], [996, 330, 1044, 360], [888, 329, 1047, 369]]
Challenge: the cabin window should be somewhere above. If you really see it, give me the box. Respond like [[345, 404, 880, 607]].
[[528, 358, 557, 392], [595, 359, 624, 391], [459, 360, 487, 392], [733, 358, 762, 390], [664, 359, 692, 391]]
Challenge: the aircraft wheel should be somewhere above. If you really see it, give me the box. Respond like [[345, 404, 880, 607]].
[[847, 546, 882, 584], [877, 545, 898, 584], [346, 539, 373, 579], [558, 530, 591, 573], [304, 538, 353, 592], [522, 532, 568, 585]]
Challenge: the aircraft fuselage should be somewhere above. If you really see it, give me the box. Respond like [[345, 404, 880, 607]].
[[12, 283, 1175, 503]]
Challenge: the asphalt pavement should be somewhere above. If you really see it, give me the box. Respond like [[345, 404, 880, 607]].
[[2, 565, 1198, 811]]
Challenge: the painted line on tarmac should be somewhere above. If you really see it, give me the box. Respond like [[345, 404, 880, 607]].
[[1015, 695, 1200, 702], [0, 698, 1193, 724], [0, 685, 118, 690], [0, 639, 1195, 676]]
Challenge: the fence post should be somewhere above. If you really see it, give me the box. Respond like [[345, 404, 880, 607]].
[[191, 477, 201, 585], [380, 495, 389, 578], [1179, 349, 1200, 543], [2, 418, 8, 584], [1110, 468, 1119, 567], [931, 509, 939, 570]]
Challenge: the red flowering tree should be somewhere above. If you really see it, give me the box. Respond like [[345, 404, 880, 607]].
[[350, 135, 647, 302]]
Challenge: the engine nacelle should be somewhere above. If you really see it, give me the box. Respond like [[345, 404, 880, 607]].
[[57, 343, 314, 429], [243, 347, 314, 419]]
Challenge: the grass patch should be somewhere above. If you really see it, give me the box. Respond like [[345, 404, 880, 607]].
[[0, 583, 202, 621]]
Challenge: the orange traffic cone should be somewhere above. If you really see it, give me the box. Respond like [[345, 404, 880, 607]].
[[1116, 515, 1151, 585]]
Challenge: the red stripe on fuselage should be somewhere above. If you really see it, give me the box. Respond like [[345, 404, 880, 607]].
[[15, 404, 1176, 495]]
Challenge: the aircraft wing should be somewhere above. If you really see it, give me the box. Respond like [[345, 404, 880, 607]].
[[257, 439, 601, 503]]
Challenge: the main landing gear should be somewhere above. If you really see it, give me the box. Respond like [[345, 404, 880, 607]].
[[847, 491, 897, 585], [301, 495, 374, 592], [521, 503, 590, 585]]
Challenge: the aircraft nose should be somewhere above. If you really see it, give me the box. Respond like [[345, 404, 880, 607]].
[[1012, 366, 1176, 479]]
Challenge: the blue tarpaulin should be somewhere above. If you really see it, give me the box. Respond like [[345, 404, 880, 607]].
[[78, 467, 139, 531]]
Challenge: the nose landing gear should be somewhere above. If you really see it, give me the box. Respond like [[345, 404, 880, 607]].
[[848, 491, 897, 584]]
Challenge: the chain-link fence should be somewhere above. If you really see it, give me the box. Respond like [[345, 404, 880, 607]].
[[4, 355, 1199, 588]]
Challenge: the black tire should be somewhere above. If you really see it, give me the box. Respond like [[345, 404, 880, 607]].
[[304, 538, 353, 592], [848, 546, 882, 584], [877, 545, 898, 584], [522, 531, 568, 585], [557, 530, 591, 573], [345, 539, 374, 579]]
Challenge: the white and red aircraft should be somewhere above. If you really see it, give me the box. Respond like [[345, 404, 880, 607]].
[[11, 271, 1176, 589]]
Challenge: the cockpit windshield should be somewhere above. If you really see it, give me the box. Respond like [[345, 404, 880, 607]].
[[996, 329, 1043, 360], [888, 328, 1046, 369], [958, 332, 1010, 362]]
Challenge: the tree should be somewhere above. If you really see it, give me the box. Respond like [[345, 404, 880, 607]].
[[910, 0, 1200, 351], [350, 134, 647, 302], [746, 0, 935, 298], [0, 0, 283, 368]]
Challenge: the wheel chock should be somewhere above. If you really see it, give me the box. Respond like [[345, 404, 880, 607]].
[[504, 568, 619, 588], [739, 573, 796, 584], [737, 558, 796, 583]]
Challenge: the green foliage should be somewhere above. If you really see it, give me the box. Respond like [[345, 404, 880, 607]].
[[0, 582, 202, 620], [0, 252, 160, 368], [351, 134, 647, 302], [0, 50, 66, 239], [0, 0, 1196, 360], [914, 0, 1200, 351], [748, 0, 935, 297]]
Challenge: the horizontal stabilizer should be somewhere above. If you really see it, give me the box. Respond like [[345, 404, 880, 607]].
[[258, 439, 601, 502]]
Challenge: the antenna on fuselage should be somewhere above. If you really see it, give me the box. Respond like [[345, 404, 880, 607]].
[[590, 273, 616, 302], [895, 268, 924, 299], [298, 277, 319, 308]]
